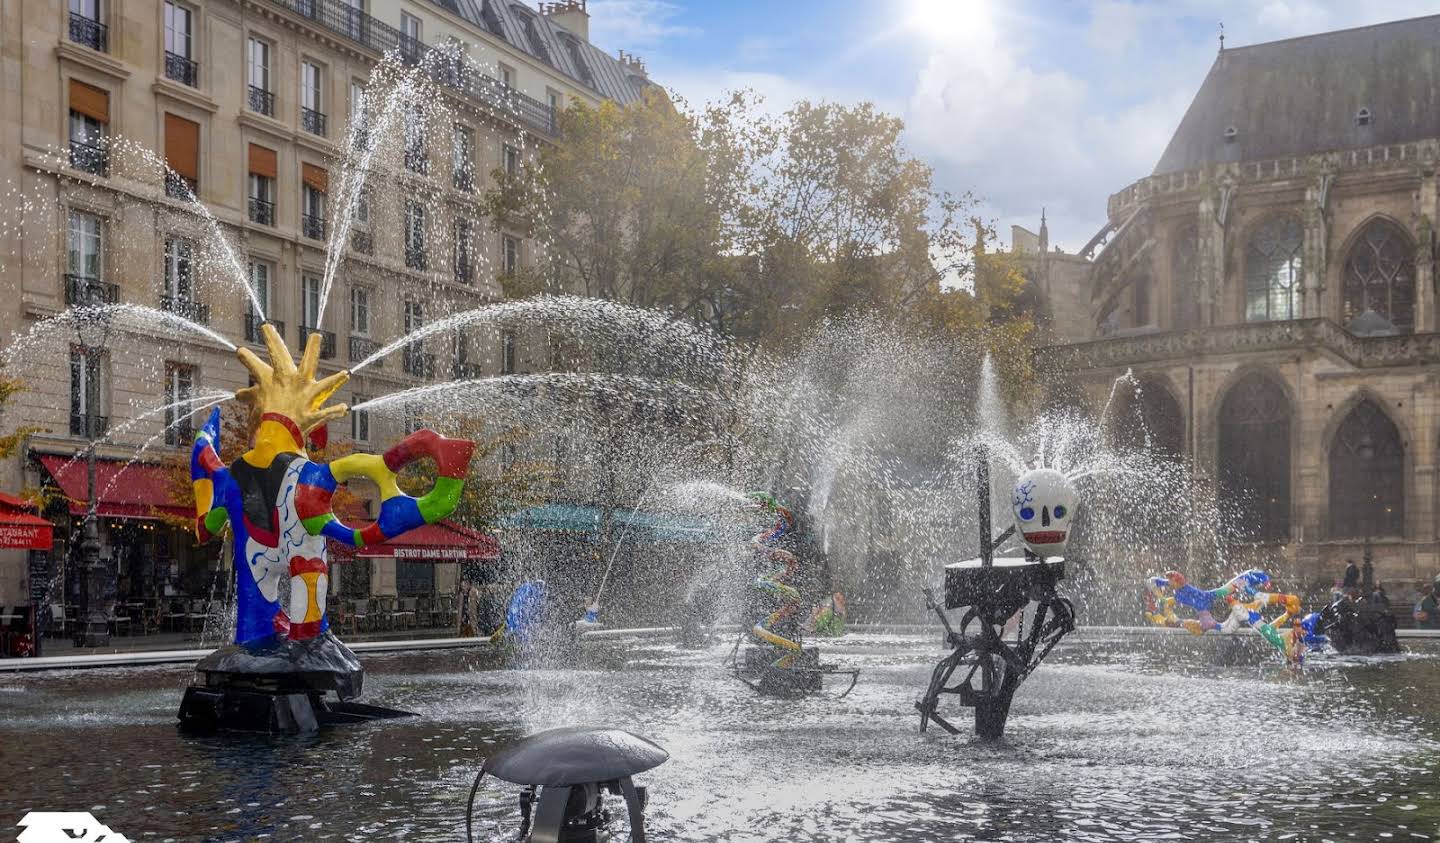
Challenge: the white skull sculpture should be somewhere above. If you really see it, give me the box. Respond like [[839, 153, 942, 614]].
[[1011, 468, 1077, 558]]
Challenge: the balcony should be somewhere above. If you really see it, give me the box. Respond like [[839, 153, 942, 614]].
[[299, 325, 336, 359], [65, 275, 118, 307], [69, 13, 107, 52], [245, 313, 284, 344], [302, 214, 326, 241], [69, 412, 109, 438], [69, 140, 108, 176], [248, 85, 275, 117], [248, 197, 275, 226], [165, 172, 197, 200], [405, 245, 427, 271], [164, 51, 199, 87], [301, 107, 327, 137], [350, 229, 373, 255], [402, 347, 435, 379], [349, 335, 381, 368], [160, 294, 210, 324], [1037, 318, 1440, 373], [258, 0, 557, 137]]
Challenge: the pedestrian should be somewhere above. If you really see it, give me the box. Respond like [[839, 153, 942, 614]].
[[1342, 559, 1360, 590], [1414, 584, 1438, 631], [1362, 556, 1375, 591], [1369, 583, 1390, 610]]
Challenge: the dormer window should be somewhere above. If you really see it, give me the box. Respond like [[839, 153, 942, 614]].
[[1356, 107, 1372, 126], [1222, 125, 1238, 143], [511, 5, 551, 64], [560, 34, 593, 85]]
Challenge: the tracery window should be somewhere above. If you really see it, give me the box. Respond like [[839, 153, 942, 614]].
[[1341, 219, 1414, 332], [1328, 399, 1404, 539], [1218, 373, 1290, 542], [1171, 224, 1200, 330], [1244, 215, 1302, 322]]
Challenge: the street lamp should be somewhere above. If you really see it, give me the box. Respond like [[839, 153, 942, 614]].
[[74, 308, 113, 648]]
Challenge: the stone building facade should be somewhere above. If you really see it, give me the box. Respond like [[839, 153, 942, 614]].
[[0, 0, 650, 608], [1028, 16, 1440, 593]]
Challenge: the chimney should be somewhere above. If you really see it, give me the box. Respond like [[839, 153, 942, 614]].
[[540, 0, 589, 42], [617, 49, 648, 76]]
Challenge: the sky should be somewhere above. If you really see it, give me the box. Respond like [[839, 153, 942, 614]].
[[576, 0, 1440, 252]]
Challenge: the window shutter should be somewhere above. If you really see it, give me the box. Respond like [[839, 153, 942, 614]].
[[164, 114, 200, 180], [302, 163, 328, 193], [69, 80, 110, 123], [248, 143, 278, 179]]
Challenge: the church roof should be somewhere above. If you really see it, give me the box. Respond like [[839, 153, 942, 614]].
[[1153, 15, 1440, 175]]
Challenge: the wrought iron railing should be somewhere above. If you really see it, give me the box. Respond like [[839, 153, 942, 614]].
[[350, 229, 372, 254], [69, 412, 109, 438], [261, 0, 558, 137], [1038, 318, 1440, 372], [248, 197, 275, 226], [165, 51, 199, 87], [299, 325, 336, 358], [302, 214, 326, 240], [69, 140, 108, 176], [165, 172, 197, 200], [349, 335, 381, 367], [405, 245, 427, 271], [402, 347, 435, 379], [65, 274, 118, 307], [248, 85, 275, 117], [454, 261, 474, 285], [69, 13, 107, 52], [245, 313, 284, 343], [160, 294, 209, 324], [404, 146, 429, 175], [301, 107, 327, 136], [453, 168, 475, 192]]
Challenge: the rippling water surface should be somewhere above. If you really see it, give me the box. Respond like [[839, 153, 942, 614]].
[[3, 633, 1439, 842]]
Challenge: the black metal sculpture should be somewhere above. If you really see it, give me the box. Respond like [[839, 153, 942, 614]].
[[915, 448, 1076, 739]]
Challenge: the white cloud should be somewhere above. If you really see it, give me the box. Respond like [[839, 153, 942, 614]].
[[586, 0, 698, 50]]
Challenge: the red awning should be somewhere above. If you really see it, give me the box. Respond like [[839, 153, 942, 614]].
[[332, 520, 500, 561], [37, 455, 191, 520], [0, 492, 53, 550]]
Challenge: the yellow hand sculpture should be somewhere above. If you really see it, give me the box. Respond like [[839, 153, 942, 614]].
[[235, 322, 350, 437]]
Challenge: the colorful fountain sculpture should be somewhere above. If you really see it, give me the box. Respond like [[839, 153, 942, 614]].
[[916, 453, 1077, 740], [177, 325, 474, 734]]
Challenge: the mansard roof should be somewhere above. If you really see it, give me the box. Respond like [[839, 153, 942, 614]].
[[439, 0, 653, 105], [1154, 14, 1440, 175]]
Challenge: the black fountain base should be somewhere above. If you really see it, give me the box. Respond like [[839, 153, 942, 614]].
[[729, 643, 860, 698], [176, 632, 415, 735], [1317, 598, 1401, 655], [916, 555, 1074, 740]]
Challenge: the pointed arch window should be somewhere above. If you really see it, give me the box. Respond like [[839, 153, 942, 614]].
[[1171, 224, 1200, 330], [1244, 215, 1303, 322], [1328, 399, 1404, 539], [1342, 219, 1414, 332], [1218, 373, 1291, 541], [1107, 376, 1183, 459]]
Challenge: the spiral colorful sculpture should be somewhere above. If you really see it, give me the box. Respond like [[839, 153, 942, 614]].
[[1142, 568, 1308, 663], [745, 492, 803, 668]]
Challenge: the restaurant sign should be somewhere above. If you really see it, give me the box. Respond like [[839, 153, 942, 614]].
[[0, 524, 51, 550], [393, 547, 471, 560]]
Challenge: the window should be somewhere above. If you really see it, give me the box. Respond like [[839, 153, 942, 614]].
[[1171, 224, 1200, 330], [404, 299, 423, 333], [403, 104, 427, 173], [451, 332, 471, 378], [163, 2, 197, 86], [400, 12, 422, 58], [163, 113, 199, 199], [247, 259, 271, 341], [165, 363, 195, 445], [302, 165, 327, 240], [1341, 218, 1415, 332], [452, 124, 474, 191], [338, 0, 364, 39], [248, 173, 275, 225], [1218, 373, 1291, 542], [69, 0, 107, 51], [68, 107, 108, 176], [162, 236, 201, 321], [1356, 107, 1372, 127], [502, 234, 519, 275], [350, 286, 370, 335], [405, 201, 426, 270], [503, 143, 520, 177], [402, 300, 428, 378], [1106, 375, 1183, 459], [68, 210, 103, 280], [301, 61, 325, 136], [397, 560, 435, 595], [1244, 215, 1303, 322], [560, 36, 592, 84], [69, 347, 108, 437], [513, 7, 551, 63], [349, 78, 368, 147], [350, 189, 372, 253], [501, 329, 516, 374], [498, 63, 514, 87], [302, 275, 321, 329], [454, 218, 473, 283], [1329, 399, 1404, 540], [350, 394, 370, 442], [247, 37, 273, 115]]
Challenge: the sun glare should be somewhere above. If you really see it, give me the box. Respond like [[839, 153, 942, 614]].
[[903, 0, 985, 44]]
